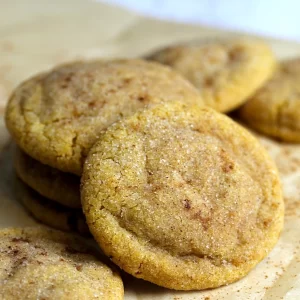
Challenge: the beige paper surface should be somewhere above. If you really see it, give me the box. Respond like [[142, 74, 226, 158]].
[[0, 1, 300, 299]]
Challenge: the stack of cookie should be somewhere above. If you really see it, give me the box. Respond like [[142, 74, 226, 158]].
[[3, 38, 287, 294], [6, 59, 202, 236], [13, 148, 88, 235]]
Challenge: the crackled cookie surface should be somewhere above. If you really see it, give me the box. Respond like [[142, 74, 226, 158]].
[[14, 147, 80, 208], [5, 59, 202, 175], [0, 227, 124, 300], [82, 102, 283, 290], [239, 58, 300, 142], [15, 178, 89, 236], [147, 39, 275, 112]]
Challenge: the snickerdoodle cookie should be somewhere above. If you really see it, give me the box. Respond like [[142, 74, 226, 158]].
[[81, 101, 283, 290], [0, 227, 123, 299], [147, 39, 275, 112], [239, 58, 300, 142], [6, 59, 202, 175]]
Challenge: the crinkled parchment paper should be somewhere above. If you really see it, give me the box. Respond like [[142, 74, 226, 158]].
[[0, 1, 300, 299]]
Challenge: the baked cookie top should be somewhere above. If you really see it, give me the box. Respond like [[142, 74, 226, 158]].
[[239, 58, 300, 142], [15, 177, 89, 236], [147, 39, 275, 113], [0, 227, 123, 300], [81, 101, 283, 290], [14, 147, 80, 208], [5, 59, 202, 175]]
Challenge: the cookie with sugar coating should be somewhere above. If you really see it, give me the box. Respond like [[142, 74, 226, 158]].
[[239, 58, 300, 142], [81, 101, 284, 290], [147, 38, 275, 113], [5, 59, 202, 175], [0, 227, 124, 300]]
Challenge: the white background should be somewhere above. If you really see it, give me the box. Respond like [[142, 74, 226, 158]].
[[99, 0, 300, 41]]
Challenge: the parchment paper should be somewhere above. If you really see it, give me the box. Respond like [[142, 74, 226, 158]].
[[0, 1, 300, 299]]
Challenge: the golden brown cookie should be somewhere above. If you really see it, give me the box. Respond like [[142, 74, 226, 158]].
[[81, 101, 283, 290], [147, 38, 275, 112], [15, 177, 89, 236], [0, 227, 124, 300], [239, 58, 300, 142], [14, 146, 81, 208], [5, 59, 202, 175]]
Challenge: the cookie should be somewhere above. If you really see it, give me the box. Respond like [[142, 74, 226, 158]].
[[81, 101, 283, 290], [239, 58, 300, 142], [147, 38, 275, 113], [15, 177, 89, 236], [5, 59, 202, 175], [0, 227, 124, 300], [14, 146, 81, 208]]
